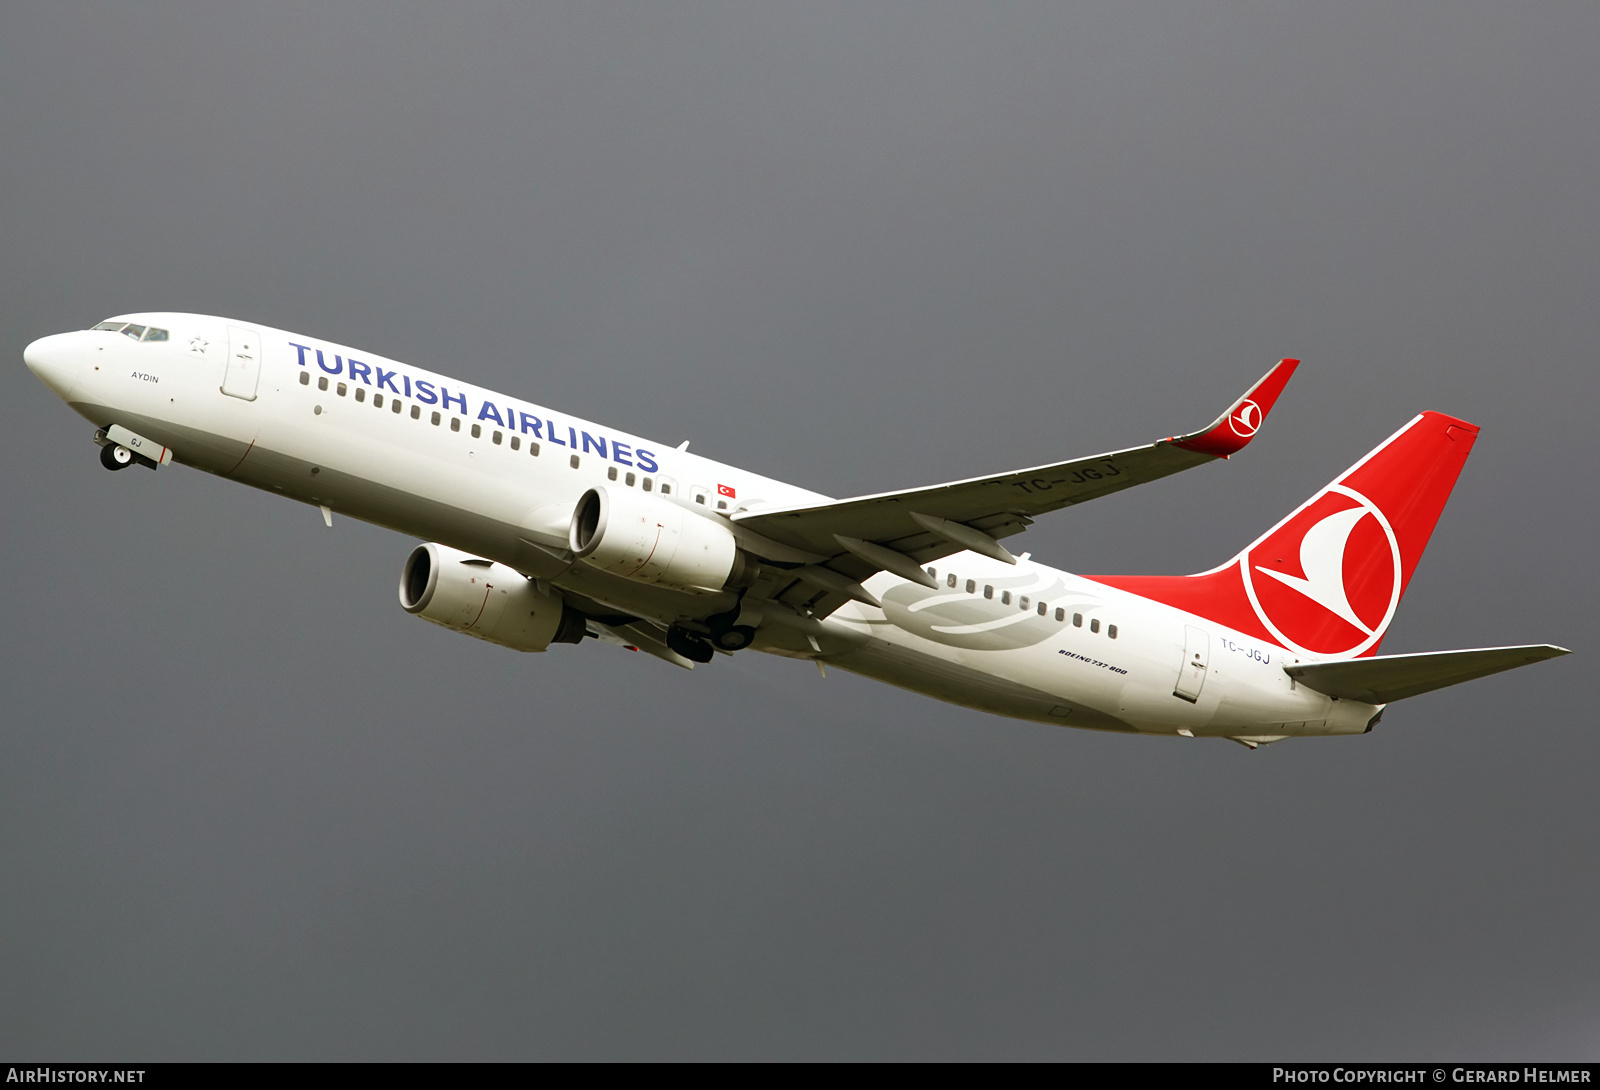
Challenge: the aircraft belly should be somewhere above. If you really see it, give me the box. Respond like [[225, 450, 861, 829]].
[[830, 637, 1137, 732]]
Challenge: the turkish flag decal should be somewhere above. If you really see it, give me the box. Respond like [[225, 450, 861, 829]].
[[717, 484, 736, 498]]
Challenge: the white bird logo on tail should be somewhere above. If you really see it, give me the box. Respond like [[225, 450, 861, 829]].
[[1254, 505, 1374, 635]]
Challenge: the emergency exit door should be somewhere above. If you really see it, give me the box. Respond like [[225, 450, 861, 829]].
[[1173, 625, 1209, 703], [221, 326, 262, 401]]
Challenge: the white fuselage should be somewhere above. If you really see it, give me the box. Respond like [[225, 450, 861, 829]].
[[24, 313, 1379, 742]]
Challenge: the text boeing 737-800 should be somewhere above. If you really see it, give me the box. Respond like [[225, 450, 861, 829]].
[[24, 314, 1567, 748]]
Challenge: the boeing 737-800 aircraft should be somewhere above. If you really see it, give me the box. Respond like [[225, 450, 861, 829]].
[[24, 315, 1566, 747]]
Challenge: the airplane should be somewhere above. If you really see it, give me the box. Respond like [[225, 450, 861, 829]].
[[23, 313, 1568, 748]]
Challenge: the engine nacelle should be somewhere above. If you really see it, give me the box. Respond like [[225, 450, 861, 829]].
[[568, 486, 755, 592], [399, 543, 586, 651]]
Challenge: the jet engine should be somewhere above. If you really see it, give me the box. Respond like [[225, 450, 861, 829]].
[[399, 543, 586, 651], [568, 486, 759, 592]]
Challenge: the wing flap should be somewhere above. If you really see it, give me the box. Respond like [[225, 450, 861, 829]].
[[1285, 645, 1570, 704]]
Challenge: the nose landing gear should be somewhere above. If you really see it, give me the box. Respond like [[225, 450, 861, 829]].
[[99, 443, 135, 471], [94, 427, 162, 471]]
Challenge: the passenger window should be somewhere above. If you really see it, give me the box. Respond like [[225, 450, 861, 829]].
[[392, 399, 402, 414], [1037, 602, 1047, 616], [299, 371, 310, 386], [142, 328, 168, 342], [716, 500, 728, 510], [1019, 596, 1030, 610], [450, 418, 460, 432], [947, 574, 957, 588], [570, 455, 580, 469], [695, 494, 706, 504], [411, 405, 421, 420], [510, 436, 520, 451], [492, 430, 502, 445], [608, 467, 618, 481], [984, 585, 994, 599], [642, 478, 653, 492], [1055, 608, 1065, 622], [529, 442, 540, 456], [1108, 624, 1118, 639], [1090, 618, 1100, 633], [470, 423, 480, 438], [355, 388, 365, 402], [927, 569, 937, 579], [373, 394, 384, 408], [1073, 613, 1083, 627], [661, 483, 672, 495], [431, 411, 440, 425], [336, 382, 347, 396], [625, 472, 636, 487], [966, 579, 976, 593], [1001, 591, 1012, 605], [317, 376, 328, 391]]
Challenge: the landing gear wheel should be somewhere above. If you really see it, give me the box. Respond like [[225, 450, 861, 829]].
[[100, 444, 133, 471], [666, 626, 715, 664], [711, 625, 757, 652]]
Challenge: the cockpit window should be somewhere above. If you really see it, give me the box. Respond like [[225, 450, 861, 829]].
[[92, 320, 168, 341]]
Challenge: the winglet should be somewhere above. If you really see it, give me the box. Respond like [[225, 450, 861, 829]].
[[1172, 358, 1299, 458]]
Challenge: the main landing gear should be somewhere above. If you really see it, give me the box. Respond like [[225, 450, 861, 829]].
[[704, 605, 758, 653], [665, 626, 716, 664], [665, 605, 759, 662], [710, 624, 757, 652]]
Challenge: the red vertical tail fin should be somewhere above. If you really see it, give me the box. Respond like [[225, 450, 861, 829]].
[[1094, 412, 1479, 658]]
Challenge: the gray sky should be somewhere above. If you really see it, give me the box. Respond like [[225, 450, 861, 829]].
[[2, 2, 1595, 1060]]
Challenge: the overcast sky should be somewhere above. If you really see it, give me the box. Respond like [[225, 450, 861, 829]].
[[2, 2, 1596, 1060]]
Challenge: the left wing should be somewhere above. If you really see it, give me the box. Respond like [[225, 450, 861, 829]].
[[732, 360, 1297, 612]]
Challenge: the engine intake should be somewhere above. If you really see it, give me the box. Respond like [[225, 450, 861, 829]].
[[400, 543, 586, 651], [568, 486, 757, 592]]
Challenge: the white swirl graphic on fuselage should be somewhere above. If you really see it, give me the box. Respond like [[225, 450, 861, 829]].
[[882, 572, 1102, 651]]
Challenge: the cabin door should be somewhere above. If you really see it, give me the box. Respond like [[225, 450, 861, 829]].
[[222, 326, 262, 401], [1174, 625, 1209, 703]]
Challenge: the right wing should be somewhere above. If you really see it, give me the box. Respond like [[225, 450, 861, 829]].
[[732, 359, 1298, 614]]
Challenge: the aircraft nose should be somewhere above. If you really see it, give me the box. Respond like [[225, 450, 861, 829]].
[[23, 333, 81, 401]]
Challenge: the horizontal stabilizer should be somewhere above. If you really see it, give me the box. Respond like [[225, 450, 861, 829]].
[[1285, 645, 1569, 704]]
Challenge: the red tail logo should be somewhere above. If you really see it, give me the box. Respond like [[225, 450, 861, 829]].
[[1241, 484, 1401, 656], [1093, 411, 1478, 658]]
